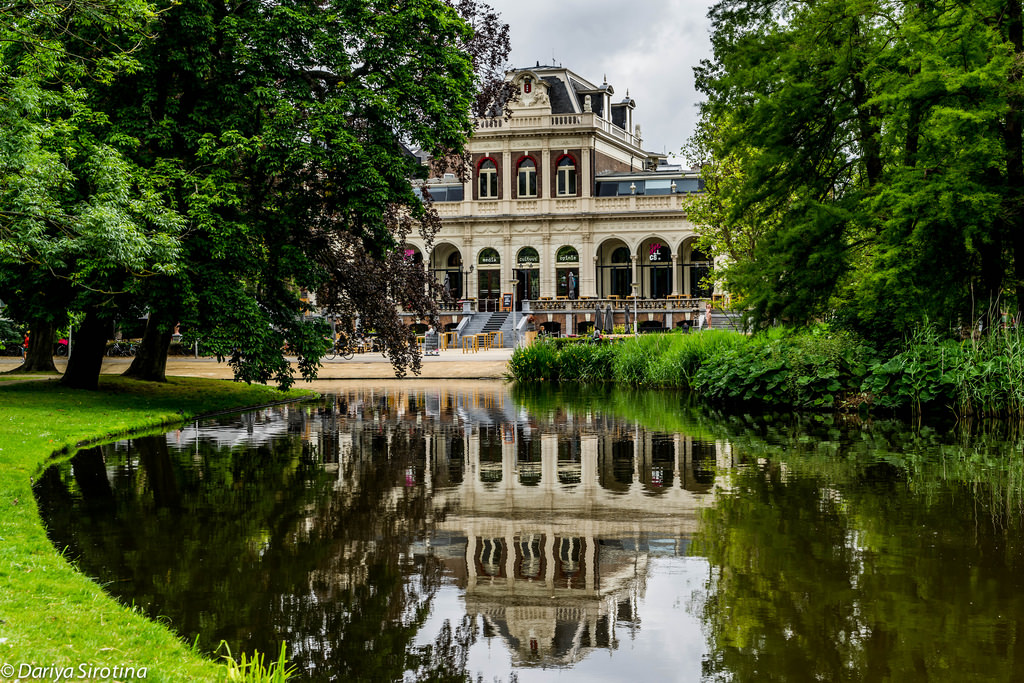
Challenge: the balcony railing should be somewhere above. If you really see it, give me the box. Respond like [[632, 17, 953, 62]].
[[430, 194, 690, 219], [473, 112, 641, 148], [524, 297, 705, 313]]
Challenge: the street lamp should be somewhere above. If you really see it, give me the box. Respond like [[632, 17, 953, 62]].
[[462, 264, 474, 302], [508, 277, 519, 347], [631, 281, 640, 337]]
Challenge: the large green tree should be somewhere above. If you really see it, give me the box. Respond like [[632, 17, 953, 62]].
[[692, 0, 1024, 338], [94, 0, 510, 387], [0, 0, 183, 379]]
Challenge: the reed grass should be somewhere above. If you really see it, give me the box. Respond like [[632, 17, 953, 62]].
[[220, 641, 297, 682], [508, 325, 1024, 418]]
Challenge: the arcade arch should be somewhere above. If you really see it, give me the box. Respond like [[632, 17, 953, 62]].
[[681, 238, 713, 298], [429, 243, 464, 299], [638, 236, 673, 299], [595, 239, 632, 298]]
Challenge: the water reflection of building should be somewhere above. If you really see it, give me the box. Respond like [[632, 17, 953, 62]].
[[187, 388, 728, 669], [414, 424, 723, 667]]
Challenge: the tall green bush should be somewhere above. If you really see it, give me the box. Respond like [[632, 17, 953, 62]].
[[691, 327, 871, 408], [507, 325, 1024, 418], [507, 337, 560, 381]]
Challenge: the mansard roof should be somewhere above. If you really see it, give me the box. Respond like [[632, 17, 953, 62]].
[[510, 65, 619, 117]]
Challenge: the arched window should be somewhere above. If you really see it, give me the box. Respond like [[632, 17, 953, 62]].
[[611, 246, 630, 263], [447, 252, 462, 268], [478, 247, 500, 265], [556, 156, 577, 196], [690, 247, 711, 263], [556, 246, 578, 264], [478, 159, 498, 199], [516, 247, 539, 265], [517, 158, 537, 197]]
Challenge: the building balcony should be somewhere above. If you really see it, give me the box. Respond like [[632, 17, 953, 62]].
[[435, 297, 710, 315], [473, 112, 641, 148], [432, 194, 690, 220], [525, 297, 706, 313]]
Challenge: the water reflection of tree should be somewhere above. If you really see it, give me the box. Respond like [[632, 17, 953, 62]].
[[693, 443, 1024, 681], [35, 408, 479, 682], [513, 382, 1024, 680]]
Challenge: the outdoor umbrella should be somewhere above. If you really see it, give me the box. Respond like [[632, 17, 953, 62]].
[[623, 305, 632, 334], [603, 305, 614, 333], [594, 304, 603, 335]]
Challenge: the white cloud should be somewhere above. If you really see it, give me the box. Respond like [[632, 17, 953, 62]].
[[494, 0, 713, 164]]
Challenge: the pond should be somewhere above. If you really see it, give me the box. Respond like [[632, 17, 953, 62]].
[[33, 382, 1024, 681]]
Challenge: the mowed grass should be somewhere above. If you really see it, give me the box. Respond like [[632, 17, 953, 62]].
[[0, 376, 315, 681]]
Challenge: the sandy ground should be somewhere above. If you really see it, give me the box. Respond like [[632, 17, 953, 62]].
[[0, 346, 513, 384]]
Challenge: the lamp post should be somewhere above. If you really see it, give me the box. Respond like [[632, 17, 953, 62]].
[[508, 277, 519, 347], [631, 281, 640, 337], [462, 264, 474, 302]]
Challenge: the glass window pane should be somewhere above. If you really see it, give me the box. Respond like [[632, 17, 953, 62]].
[[646, 179, 671, 195]]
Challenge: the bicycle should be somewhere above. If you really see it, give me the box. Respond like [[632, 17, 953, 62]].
[[106, 340, 136, 357], [325, 335, 354, 360]]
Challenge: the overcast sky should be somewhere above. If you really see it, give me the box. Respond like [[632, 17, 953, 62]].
[[494, 0, 715, 166]]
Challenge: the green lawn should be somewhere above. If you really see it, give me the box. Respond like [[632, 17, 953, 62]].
[[0, 377, 315, 682]]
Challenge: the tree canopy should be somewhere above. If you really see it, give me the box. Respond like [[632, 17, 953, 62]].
[[690, 0, 1024, 339], [0, 0, 510, 388]]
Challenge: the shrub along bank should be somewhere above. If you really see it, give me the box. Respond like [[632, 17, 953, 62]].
[[0, 377, 312, 682], [507, 326, 1024, 417]]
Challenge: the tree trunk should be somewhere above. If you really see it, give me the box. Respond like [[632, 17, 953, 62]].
[[123, 314, 174, 382], [60, 310, 110, 390], [5, 318, 57, 374]]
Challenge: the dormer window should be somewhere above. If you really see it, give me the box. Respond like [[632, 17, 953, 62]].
[[556, 156, 577, 197], [478, 158, 498, 199], [517, 158, 537, 197]]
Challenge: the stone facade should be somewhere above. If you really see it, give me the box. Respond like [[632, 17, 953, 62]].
[[410, 66, 715, 335]]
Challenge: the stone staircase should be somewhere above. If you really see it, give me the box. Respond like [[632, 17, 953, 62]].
[[458, 311, 515, 347], [710, 310, 745, 332]]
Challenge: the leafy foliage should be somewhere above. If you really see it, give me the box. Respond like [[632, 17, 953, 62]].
[[0, 0, 511, 388], [510, 325, 1024, 418], [690, 0, 1024, 338], [0, 0, 183, 374]]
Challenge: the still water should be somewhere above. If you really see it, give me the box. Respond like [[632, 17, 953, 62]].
[[34, 382, 1024, 681]]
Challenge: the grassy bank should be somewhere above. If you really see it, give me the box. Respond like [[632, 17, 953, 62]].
[[0, 377, 313, 682], [508, 326, 1024, 417]]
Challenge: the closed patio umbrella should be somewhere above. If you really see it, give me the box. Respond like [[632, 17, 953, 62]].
[[603, 305, 614, 333], [623, 305, 632, 334]]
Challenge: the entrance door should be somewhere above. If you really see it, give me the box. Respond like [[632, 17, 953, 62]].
[[611, 267, 631, 297], [514, 268, 540, 309], [688, 264, 712, 298], [650, 266, 671, 299], [478, 269, 501, 311]]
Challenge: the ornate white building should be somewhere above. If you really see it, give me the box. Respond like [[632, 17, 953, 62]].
[[408, 65, 715, 338]]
